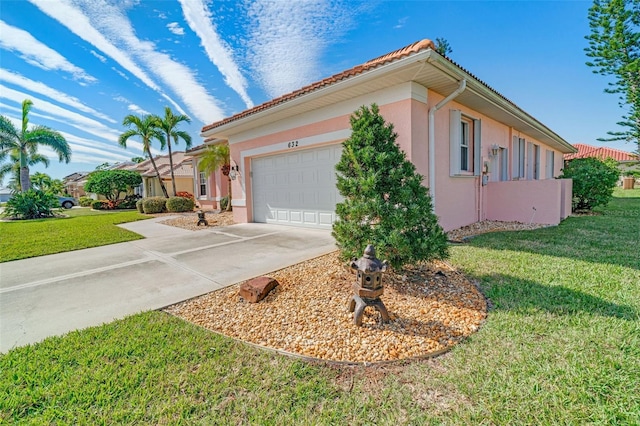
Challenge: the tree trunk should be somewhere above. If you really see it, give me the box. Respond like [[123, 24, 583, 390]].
[[149, 154, 169, 198], [227, 177, 232, 211], [166, 136, 177, 196], [20, 166, 30, 192]]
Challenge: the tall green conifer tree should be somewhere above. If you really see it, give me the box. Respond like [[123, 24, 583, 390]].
[[333, 104, 448, 269]]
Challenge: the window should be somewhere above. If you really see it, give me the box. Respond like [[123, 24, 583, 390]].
[[512, 136, 525, 179], [460, 119, 470, 171], [450, 110, 480, 176], [545, 150, 555, 179], [199, 171, 207, 196], [499, 147, 509, 181]]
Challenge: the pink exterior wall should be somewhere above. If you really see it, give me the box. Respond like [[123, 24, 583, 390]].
[[485, 179, 571, 225], [206, 82, 570, 231]]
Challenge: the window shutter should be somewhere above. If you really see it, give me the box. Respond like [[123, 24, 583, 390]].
[[474, 119, 481, 176], [512, 136, 519, 179], [450, 109, 461, 176]]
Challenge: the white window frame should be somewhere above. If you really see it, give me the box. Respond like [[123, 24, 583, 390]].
[[450, 109, 481, 176], [198, 171, 207, 197], [545, 150, 555, 179]]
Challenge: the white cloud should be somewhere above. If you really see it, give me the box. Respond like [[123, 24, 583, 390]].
[[394, 17, 408, 30], [90, 50, 107, 63], [28, 0, 188, 118], [29, 0, 227, 124], [0, 20, 96, 84], [167, 22, 185, 36], [0, 85, 122, 143], [178, 0, 254, 108], [244, 0, 355, 98], [128, 104, 150, 115], [0, 69, 116, 123]]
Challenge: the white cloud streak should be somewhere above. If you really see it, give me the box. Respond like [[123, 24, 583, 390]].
[[178, 0, 254, 108], [128, 104, 150, 115], [0, 85, 122, 143], [244, 0, 354, 98], [29, 0, 227, 124], [0, 69, 116, 123], [0, 20, 96, 84]]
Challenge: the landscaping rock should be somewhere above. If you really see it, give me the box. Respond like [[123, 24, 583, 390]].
[[239, 276, 279, 303]]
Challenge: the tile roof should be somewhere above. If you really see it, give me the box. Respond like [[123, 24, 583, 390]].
[[200, 39, 437, 134], [564, 143, 637, 162]]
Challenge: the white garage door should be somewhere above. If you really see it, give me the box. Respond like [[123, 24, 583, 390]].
[[252, 144, 343, 228]]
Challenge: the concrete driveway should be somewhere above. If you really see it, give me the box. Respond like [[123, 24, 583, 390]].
[[0, 218, 336, 353]]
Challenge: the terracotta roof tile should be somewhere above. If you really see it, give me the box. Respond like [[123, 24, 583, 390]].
[[201, 39, 438, 134], [564, 143, 637, 162]]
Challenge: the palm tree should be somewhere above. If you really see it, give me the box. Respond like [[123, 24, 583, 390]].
[[198, 143, 232, 211], [153, 107, 191, 196], [119, 114, 169, 198], [0, 99, 71, 192]]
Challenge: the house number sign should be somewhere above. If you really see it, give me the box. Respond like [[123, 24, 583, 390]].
[[287, 140, 299, 148]]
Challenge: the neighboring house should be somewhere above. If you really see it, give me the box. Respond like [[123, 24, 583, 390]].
[[134, 152, 194, 198], [190, 39, 576, 231], [564, 143, 638, 179], [63, 172, 91, 198]]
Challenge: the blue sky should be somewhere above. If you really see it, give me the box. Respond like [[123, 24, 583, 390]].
[[0, 0, 631, 184]]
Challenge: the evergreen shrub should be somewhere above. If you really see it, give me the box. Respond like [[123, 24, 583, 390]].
[[559, 157, 620, 211], [3, 189, 58, 219], [142, 197, 167, 214], [166, 196, 195, 212], [332, 104, 448, 269]]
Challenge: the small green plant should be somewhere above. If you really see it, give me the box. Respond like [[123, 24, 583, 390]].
[[117, 194, 141, 210], [219, 196, 230, 211], [3, 189, 58, 219], [136, 199, 144, 213], [78, 196, 93, 207], [333, 104, 448, 269], [559, 157, 620, 211], [142, 197, 167, 214], [166, 196, 195, 212], [91, 200, 108, 210]]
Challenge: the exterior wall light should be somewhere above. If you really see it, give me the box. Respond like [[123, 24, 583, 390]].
[[489, 144, 500, 157], [229, 165, 239, 180]]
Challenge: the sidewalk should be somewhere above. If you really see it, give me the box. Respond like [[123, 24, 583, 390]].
[[0, 218, 336, 353]]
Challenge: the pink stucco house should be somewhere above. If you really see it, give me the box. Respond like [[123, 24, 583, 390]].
[[188, 39, 576, 232]]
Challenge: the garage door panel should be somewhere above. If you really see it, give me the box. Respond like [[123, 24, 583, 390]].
[[252, 144, 342, 228]]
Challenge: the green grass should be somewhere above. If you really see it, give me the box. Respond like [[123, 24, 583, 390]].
[[1, 191, 639, 424], [0, 208, 148, 262]]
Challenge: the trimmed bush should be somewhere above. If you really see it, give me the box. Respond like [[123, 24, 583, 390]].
[[166, 196, 195, 212], [559, 157, 620, 211], [136, 199, 144, 213], [92, 200, 108, 210], [117, 194, 141, 210], [79, 196, 93, 207], [3, 189, 58, 219], [142, 197, 167, 214]]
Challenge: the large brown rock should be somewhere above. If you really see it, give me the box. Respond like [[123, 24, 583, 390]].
[[239, 276, 279, 303]]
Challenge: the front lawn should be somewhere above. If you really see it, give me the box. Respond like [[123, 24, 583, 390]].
[[1, 191, 638, 424], [0, 208, 148, 262]]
